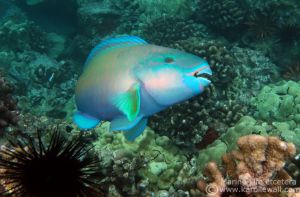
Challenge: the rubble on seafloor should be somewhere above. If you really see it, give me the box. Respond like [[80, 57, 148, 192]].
[[0, 73, 19, 134]]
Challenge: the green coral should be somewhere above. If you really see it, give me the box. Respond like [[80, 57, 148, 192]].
[[253, 80, 300, 122], [252, 81, 300, 145], [196, 140, 227, 171], [221, 116, 268, 150], [196, 114, 300, 172], [271, 122, 300, 147], [251, 80, 300, 148]]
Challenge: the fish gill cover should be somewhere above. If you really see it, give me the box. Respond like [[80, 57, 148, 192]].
[[0, 0, 300, 196]]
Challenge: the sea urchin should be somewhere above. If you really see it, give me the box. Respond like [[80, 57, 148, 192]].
[[0, 130, 104, 197], [283, 62, 300, 81]]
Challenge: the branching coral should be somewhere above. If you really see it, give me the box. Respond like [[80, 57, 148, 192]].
[[198, 135, 296, 196], [0, 73, 19, 133]]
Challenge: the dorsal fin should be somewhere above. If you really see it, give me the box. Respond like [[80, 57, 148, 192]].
[[84, 35, 148, 66]]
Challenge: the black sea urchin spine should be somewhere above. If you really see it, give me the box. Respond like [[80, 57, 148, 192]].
[[0, 130, 105, 197]]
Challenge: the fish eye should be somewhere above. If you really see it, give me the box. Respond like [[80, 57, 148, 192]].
[[164, 57, 174, 63]]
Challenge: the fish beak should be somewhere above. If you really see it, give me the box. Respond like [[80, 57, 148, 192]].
[[192, 66, 212, 86]]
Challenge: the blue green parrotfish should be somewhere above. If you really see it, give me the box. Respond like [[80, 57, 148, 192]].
[[74, 35, 212, 141]]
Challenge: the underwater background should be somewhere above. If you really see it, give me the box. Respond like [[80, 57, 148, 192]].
[[1, 0, 300, 196]]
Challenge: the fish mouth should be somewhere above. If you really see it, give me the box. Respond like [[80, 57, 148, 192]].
[[192, 66, 212, 84]]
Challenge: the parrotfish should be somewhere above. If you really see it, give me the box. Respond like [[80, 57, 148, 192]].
[[74, 36, 212, 141]]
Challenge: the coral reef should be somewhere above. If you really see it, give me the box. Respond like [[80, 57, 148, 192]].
[[196, 116, 268, 171], [3, 0, 300, 196], [148, 38, 239, 147], [248, 80, 300, 149], [77, 1, 121, 37], [141, 17, 209, 46], [149, 45, 279, 148], [6, 51, 78, 119], [0, 13, 74, 120], [137, 0, 194, 23], [253, 80, 300, 122], [0, 73, 19, 133], [194, 0, 300, 67], [241, 0, 300, 66], [0, 19, 50, 53], [196, 0, 247, 35], [230, 47, 280, 104], [244, 10, 277, 40], [196, 114, 300, 174], [93, 122, 190, 195], [16, 115, 289, 196], [149, 90, 248, 148], [12, 115, 204, 196], [198, 135, 296, 196], [76, 0, 196, 38]]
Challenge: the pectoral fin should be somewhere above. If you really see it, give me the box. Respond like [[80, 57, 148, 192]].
[[111, 83, 141, 121], [73, 111, 100, 129]]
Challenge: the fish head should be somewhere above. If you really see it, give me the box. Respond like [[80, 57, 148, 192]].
[[134, 47, 212, 106]]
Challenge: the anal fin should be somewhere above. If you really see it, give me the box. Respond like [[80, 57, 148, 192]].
[[110, 116, 143, 132], [124, 117, 148, 141], [73, 111, 100, 129]]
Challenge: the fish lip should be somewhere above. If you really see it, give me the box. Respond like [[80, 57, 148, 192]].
[[199, 76, 211, 84], [193, 66, 212, 83]]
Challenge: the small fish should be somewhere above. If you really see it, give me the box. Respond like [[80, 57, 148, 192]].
[[48, 73, 55, 82], [74, 36, 212, 141]]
